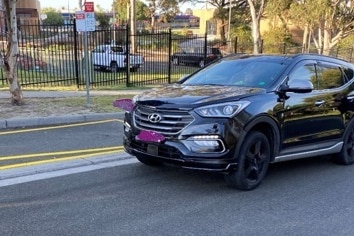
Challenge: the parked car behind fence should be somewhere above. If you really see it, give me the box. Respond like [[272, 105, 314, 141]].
[[171, 46, 222, 68], [91, 44, 144, 72]]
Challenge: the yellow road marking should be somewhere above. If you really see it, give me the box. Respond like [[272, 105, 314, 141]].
[[0, 150, 123, 170], [0, 146, 125, 161], [0, 119, 124, 135]]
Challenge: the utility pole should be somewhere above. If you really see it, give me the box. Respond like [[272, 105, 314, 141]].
[[130, 0, 136, 53]]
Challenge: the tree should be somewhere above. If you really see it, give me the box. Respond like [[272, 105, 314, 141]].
[[41, 8, 64, 25], [1, 0, 23, 105], [183, 0, 248, 46], [146, 0, 179, 31], [247, 0, 266, 54], [113, 0, 129, 21], [113, 0, 149, 22], [136, 1, 149, 21], [290, 0, 354, 55], [212, 1, 232, 44], [95, 5, 111, 29]]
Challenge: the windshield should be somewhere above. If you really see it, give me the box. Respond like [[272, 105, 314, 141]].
[[183, 58, 286, 88]]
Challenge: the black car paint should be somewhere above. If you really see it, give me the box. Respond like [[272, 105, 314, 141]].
[[123, 54, 354, 178]]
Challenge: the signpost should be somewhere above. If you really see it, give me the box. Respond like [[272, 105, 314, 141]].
[[75, 1, 95, 107]]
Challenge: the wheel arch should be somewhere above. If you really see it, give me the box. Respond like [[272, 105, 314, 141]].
[[236, 115, 281, 162]]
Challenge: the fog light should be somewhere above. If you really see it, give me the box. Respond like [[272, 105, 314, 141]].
[[183, 135, 226, 153]]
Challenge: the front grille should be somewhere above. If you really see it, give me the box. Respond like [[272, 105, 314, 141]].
[[134, 106, 194, 136]]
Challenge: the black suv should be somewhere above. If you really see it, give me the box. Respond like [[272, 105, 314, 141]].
[[123, 54, 354, 190], [171, 46, 222, 68]]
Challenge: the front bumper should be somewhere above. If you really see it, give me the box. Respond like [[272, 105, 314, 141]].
[[124, 136, 237, 172]]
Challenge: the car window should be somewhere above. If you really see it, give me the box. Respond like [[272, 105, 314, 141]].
[[317, 63, 345, 89], [343, 67, 354, 81], [111, 46, 124, 53], [92, 46, 105, 53], [288, 64, 317, 87], [183, 59, 286, 87]]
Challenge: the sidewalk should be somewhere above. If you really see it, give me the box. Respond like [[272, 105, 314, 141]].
[[0, 90, 144, 129]]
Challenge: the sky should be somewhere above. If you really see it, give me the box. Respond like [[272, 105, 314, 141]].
[[39, 0, 200, 12]]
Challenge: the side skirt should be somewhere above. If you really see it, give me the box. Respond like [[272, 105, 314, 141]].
[[273, 142, 343, 163]]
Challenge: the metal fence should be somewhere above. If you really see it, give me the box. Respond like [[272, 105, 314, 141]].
[[0, 21, 353, 88]]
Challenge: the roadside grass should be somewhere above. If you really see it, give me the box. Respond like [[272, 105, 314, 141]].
[[47, 94, 138, 113], [57, 95, 136, 113], [0, 94, 137, 119]]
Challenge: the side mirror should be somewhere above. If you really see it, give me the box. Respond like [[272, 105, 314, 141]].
[[279, 79, 313, 93]]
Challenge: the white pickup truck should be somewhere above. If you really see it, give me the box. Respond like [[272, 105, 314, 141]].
[[91, 45, 144, 72]]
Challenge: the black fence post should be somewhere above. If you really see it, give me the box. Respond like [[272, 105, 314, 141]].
[[125, 24, 130, 87], [204, 32, 207, 63], [73, 19, 80, 88], [168, 28, 172, 84], [350, 47, 353, 63], [234, 36, 238, 54]]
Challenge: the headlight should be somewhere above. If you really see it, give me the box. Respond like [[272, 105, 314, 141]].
[[195, 101, 250, 118]]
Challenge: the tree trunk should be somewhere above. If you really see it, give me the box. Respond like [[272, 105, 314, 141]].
[[219, 19, 226, 45], [2, 0, 23, 105], [302, 25, 309, 53], [247, 0, 263, 54], [150, 14, 155, 33]]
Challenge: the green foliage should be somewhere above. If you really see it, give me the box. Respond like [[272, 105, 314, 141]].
[[263, 26, 293, 53], [41, 8, 64, 26], [233, 24, 252, 40], [113, 0, 128, 20], [113, 0, 149, 21], [136, 1, 150, 20], [95, 12, 111, 29], [338, 35, 354, 48]]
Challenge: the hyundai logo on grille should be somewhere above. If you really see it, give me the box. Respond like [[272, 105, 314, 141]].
[[148, 113, 162, 123]]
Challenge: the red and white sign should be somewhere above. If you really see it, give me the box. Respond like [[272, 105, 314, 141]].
[[76, 13, 85, 20], [75, 9, 95, 32], [84, 2, 94, 12]]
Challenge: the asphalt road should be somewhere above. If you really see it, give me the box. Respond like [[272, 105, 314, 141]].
[[1, 156, 354, 235], [0, 119, 124, 169], [2, 120, 354, 235], [0, 120, 123, 154]]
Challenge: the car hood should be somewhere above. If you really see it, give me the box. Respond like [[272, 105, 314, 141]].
[[134, 84, 264, 108]]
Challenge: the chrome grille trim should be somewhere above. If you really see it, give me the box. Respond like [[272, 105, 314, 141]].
[[133, 106, 194, 136]]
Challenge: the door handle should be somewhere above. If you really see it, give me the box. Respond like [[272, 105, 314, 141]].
[[315, 100, 325, 106]]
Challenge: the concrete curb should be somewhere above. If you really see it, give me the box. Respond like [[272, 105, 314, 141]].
[[0, 112, 126, 129], [0, 152, 137, 187]]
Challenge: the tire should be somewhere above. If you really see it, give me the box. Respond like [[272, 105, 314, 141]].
[[110, 62, 118, 73], [224, 131, 271, 190], [334, 123, 354, 165], [172, 57, 179, 65], [136, 155, 163, 166], [198, 59, 205, 68]]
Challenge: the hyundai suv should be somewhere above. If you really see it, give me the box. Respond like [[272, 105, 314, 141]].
[[122, 54, 354, 190]]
